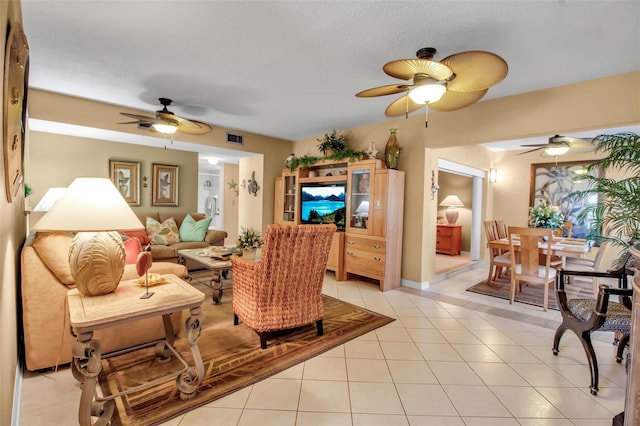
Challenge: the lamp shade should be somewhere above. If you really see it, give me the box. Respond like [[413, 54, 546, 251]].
[[439, 195, 464, 208], [32, 177, 144, 232], [355, 200, 370, 215], [408, 82, 446, 104], [32, 178, 144, 297], [544, 146, 569, 156]]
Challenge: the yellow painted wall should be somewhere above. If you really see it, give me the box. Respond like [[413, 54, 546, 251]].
[[27, 89, 294, 235], [293, 71, 639, 286], [28, 132, 200, 226], [1, 3, 25, 424], [222, 163, 239, 244]]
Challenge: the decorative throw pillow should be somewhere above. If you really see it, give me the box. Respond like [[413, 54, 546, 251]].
[[32, 232, 75, 286], [121, 228, 150, 245], [123, 237, 142, 264], [179, 214, 212, 242], [146, 217, 180, 245]]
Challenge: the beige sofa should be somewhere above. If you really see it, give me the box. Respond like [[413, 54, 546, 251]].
[[21, 232, 189, 371], [132, 212, 228, 263]]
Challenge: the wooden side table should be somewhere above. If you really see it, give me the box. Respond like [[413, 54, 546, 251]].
[[67, 274, 205, 426], [436, 224, 462, 256]]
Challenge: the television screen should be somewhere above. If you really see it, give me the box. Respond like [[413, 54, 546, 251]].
[[300, 183, 346, 230]]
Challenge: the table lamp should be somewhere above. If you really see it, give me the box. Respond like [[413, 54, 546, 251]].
[[355, 200, 370, 227], [33, 187, 67, 212], [31, 177, 144, 297], [439, 195, 464, 225]]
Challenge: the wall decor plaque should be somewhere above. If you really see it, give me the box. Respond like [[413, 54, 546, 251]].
[[3, 22, 29, 202]]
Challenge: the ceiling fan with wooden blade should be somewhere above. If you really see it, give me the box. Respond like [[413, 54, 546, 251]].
[[119, 97, 212, 135], [356, 47, 508, 126], [517, 134, 595, 156]]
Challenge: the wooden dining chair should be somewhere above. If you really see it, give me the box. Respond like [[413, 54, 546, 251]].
[[564, 241, 610, 295], [507, 226, 556, 311], [495, 220, 508, 239], [553, 221, 573, 238], [484, 220, 510, 284]]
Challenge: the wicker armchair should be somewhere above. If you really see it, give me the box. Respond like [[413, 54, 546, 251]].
[[231, 224, 337, 349]]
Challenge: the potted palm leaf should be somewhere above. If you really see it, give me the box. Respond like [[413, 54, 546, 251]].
[[569, 132, 640, 257]]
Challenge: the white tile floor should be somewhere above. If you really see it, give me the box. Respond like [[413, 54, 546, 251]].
[[18, 263, 627, 425]]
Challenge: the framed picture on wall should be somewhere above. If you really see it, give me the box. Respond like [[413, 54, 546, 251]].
[[109, 160, 140, 205], [530, 160, 601, 239], [152, 163, 179, 206]]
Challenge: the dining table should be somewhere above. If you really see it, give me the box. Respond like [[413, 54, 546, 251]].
[[489, 236, 591, 267]]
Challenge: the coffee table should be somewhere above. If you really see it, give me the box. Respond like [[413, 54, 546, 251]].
[[67, 274, 205, 426], [178, 248, 233, 304]]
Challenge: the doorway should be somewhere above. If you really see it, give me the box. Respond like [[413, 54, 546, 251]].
[[436, 159, 486, 275]]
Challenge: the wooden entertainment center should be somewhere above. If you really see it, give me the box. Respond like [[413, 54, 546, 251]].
[[274, 158, 405, 291]]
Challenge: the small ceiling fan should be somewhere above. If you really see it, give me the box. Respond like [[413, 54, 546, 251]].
[[119, 98, 212, 135], [356, 47, 508, 126], [517, 135, 595, 157]]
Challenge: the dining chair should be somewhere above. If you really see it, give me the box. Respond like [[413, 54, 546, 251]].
[[231, 224, 336, 349], [552, 252, 632, 395], [552, 221, 573, 238], [507, 226, 556, 311], [564, 240, 610, 295], [495, 220, 508, 239], [484, 220, 510, 284]]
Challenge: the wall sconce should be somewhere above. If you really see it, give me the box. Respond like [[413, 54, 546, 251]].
[[430, 170, 439, 200], [489, 168, 498, 183]]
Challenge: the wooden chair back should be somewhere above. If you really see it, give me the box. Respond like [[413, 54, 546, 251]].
[[508, 226, 555, 311], [553, 221, 573, 238], [495, 220, 508, 239]]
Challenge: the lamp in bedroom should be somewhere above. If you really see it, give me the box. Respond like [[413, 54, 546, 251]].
[[439, 195, 464, 225]]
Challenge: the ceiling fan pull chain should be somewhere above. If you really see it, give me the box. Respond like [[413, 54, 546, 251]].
[[425, 106, 429, 128], [405, 96, 409, 119]]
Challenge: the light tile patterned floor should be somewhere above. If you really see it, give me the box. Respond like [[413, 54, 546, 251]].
[[18, 264, 627, 425]]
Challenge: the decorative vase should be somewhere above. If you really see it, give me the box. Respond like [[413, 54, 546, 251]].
[[358, 174, 370, 193], [366, 141, 378, 159], [384, 128, 401, 169]]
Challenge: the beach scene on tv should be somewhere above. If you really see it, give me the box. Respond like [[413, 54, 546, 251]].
[[300, 184, 346, 229]]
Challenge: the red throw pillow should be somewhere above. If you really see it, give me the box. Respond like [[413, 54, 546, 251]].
[[123, 237, 142, 264], [121, 229, 150, 245]]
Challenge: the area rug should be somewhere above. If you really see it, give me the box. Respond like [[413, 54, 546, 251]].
[[466, 273, 594, 310], [98, 286, 394, 426]]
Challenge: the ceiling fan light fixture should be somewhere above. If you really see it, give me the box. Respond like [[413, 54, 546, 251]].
[[544, 146, 570, 156], [152, 122, 178, 134], [408, 80, 446, 104]]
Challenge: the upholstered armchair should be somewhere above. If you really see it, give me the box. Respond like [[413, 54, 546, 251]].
[[231, 224, 336, 349]]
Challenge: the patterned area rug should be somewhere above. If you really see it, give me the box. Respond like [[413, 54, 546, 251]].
[[466, 273, 595, 310], [98, 285, 394, 426]]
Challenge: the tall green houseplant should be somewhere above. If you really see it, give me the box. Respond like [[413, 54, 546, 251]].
[[570, 132, 640, 251]]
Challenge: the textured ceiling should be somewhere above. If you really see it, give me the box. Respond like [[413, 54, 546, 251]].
[[21, 1, 640, 147]]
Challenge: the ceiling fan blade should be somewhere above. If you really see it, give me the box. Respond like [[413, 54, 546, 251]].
[[384, 95, 424, 117], [520, 143, 552, 147], [356, 84, 410, 97], [550, 135, 594, 147], [383, 59, 453, 81], [117, 121, 146, 125], [517, 146, 545, 155], [119, 112, 155, 122], [428, 88, 488, 112], [440, 51, 508, 92], [172, 115, 213, 135]]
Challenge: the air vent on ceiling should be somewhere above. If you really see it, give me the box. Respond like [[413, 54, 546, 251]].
[[226, 132, 244, 146]]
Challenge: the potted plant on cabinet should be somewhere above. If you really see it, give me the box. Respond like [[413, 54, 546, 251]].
[[317, 130, 347, 156]]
